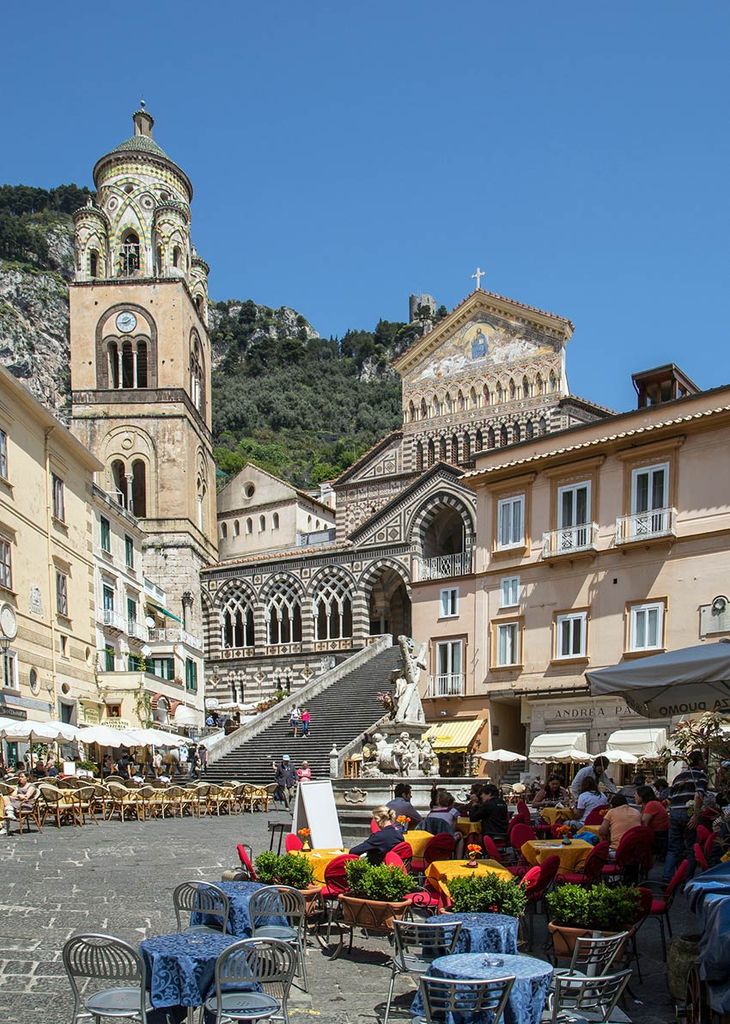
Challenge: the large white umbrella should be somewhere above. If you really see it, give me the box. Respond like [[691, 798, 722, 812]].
[[596, 748, 639, 766], [125, 728, 186, 748], [531, 747, 592, 765], [0, 719, 75, 743], [477, 749, 527, 763], [77, 725, 138, 748]]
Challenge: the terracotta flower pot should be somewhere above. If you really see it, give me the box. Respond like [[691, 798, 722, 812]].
[[547, 922, 629, 957], [339, 894, 412, 933], [299, 884, 322, 917]]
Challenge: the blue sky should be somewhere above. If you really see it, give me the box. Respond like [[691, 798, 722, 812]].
[[2, 2, 729, 411]]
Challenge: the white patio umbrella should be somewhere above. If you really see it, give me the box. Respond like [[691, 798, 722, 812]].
[[530, 748, 592, 765], [0, 719, 74, 743], [477, 749, 526, 762], [76, 724, 138, 748], [596, 748, 639, 766], [125, 728, 186, 748]]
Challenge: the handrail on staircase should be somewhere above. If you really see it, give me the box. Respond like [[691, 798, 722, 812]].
[[207, 634, 394, 765]]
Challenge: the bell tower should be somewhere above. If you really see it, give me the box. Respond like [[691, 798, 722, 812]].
[[69, 107, 217, 635]]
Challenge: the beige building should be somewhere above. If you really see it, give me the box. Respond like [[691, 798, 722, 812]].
[[0, 366, 102, 754], [411, 364, 730, 772], [217, 464, 335, 562], [90, 487, 205, 730], [69, 107, 217, 644]]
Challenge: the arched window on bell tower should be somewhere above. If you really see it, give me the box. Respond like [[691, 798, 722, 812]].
[[120, 231, 140, 276], [111, 460, 127, 507], [89, 250, 99, 279], [108, 341, 120, 388], [190, 335, 203, 412], [131, 460, 147, 517]]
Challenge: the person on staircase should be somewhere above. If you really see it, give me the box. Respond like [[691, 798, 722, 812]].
[[300, 708, 311, 738], [272, 755, 297, 808]]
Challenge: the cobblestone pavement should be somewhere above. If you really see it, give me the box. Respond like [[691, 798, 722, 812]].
[[0, 813, 688, 1023]]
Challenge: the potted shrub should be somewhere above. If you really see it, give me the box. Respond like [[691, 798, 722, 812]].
[[447, 874, 527, 918], [340, 860, 413, 932], [252, 852, 320, 912], [545, 883, 644, 955], [253, 851, 280, 884]]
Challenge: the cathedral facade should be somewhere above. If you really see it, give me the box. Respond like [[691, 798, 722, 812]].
[[202, 287, 611, 707]]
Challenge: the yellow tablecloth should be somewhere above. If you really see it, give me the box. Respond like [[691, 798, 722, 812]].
[[296, 848, 346, 884], [425, 858, 514, 897], [580, 825, 602, 838], [456, 817, 476, 836], [538, 807, 574, 825], [521, 838, 592, 871], [402, 830, 433, 858]]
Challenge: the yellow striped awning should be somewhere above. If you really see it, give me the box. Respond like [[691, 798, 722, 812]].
[[424, 719, 485, 753]]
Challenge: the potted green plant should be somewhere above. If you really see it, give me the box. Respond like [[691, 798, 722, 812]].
[[340, 860, 412, 932], [252, 852, 320, 911], [545, 883, 643, 955], [446, 874, 527, 918], [253, 851, 280, 884]]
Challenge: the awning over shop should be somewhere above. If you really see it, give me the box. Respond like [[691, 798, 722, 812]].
[[424, 718, 484, 753], [605, 728, 667, 758], [529, 731, 588, 762]]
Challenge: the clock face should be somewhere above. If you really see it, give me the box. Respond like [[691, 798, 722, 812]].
[[0, 604, 17, 641], [116, 311, 138, 334]]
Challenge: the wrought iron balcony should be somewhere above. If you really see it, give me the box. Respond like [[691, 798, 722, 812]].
[[542, 523, 598, 559], [427, 673, 465, 698], [418, 550, 472, 581], [615, 507, 677, 545], [148, 627, 202, 650]]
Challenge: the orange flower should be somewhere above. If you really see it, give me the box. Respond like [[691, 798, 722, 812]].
[[396, 815, 409, 824], [298, 827, 311, 838], [467, 844, 482, 856]]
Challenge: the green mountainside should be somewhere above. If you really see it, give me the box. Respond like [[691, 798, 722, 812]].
[[0, 183, 437, 488]]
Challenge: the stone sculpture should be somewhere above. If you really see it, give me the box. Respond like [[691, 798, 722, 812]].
[[392, 635, 426, 725]]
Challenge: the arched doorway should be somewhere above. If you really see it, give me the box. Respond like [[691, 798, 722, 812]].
[[366, 566, 411, 641], [422, 505, 466, 559]]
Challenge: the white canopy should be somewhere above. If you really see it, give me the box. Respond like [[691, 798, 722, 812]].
[[77, 724, 139, 748], [477, 749, 526, 763], [597, 748, 639, 766], [529, 731, 588, 763], [173, 706, 198, 727], [605, 728, 667, 759], [0, 718, 79, 742], [125, 728, 186, 748]]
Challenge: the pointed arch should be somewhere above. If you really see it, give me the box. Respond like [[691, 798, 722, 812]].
[[539, 415, 548, 435], [499, 424, 509, 448], [483, 384, 491, 406], [496, 381, 504, 403], [509, 378, 516, 400], [427, 438, 436, 467], [522, 375, 530, 398], [420, 397, 428, 419], [487, 426, 496, 449], [549, 370, 558, 392], [264, 575, 303, 645], [439, 436, 447, 462], [457, 390, 466, 412], [536, 372, 544, 395], [407, 400, 416, 423], [220, 587, 255, 649], [312, 568, 354, 640], [463, 433, 471, 462], [469, 386, 478, 409], [432, 393, 441, 416], [513, 421, 521, 443], [415, 441, 424, 472], [450, 434, 459, 464], [475, 429, 484, 452], [526, 419, 534, 439]]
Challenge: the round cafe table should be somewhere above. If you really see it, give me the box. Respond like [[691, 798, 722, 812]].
[[425, 859, 514, 899], [538, 806, 574, 826], [189, 880, 286, 937], [295, 848, 346, 885], [437, 912, 518, 955], [411, 951, 552, 1024], [521, 838, 592, 872], [140, 931, 238, 1009], [403, 830, 433, 858]]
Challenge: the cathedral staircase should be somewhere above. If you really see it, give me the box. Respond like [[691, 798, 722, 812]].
[[205, 643, 401, 785]]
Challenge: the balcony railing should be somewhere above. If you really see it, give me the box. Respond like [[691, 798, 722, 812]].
[[102, 608, 126, 632], [127, 619, 148, 642], [615, 507, 677, 545], [148, 627, 202, 650], [418, 550, 472, 581], [542, 523, 598, 559], [427, 673, 465, 698]]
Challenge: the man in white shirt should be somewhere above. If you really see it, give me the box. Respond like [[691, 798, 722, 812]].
[[571, 757, 617, 799]]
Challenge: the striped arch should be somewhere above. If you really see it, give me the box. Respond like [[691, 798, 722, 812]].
[[406, 491, 476, 551], [309, 566, 356, 641]]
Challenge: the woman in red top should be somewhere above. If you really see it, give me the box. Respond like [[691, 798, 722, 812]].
[[637, 785, 669, 856]]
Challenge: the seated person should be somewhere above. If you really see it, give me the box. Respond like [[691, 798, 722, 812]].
[[598, 794, 642, 849], [105, 762, 129, 782], [469, 783, 509, 839], [636, 784, 669, 854], [654, 777, 670, 801], [2, 772, 38, 826], [573, 777, 608, 824], [386, 782, 422, 828], [618, 772, 646, 803], [423, 789, 460, 834], [349, 806, 403, 864], [532, 775, 570, 807]]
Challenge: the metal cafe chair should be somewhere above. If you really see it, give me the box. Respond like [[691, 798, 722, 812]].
[[543, 969, 632, 1022], [384, 918, 462, 1024], [173, 880, 230, 935], [63, 932, 151, 1024], [203, 937, 295, 1024], [417, 975, 515, 1024], [249, 885, 308, 992]]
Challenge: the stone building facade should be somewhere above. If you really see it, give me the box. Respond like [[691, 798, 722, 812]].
[[68, 108, 218, 650], [202, 288, 610, 706]]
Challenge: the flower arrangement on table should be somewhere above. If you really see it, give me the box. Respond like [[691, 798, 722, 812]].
[[556, 824, 576, 843], [465, 843, 482, 868], [298, 827, 311, 850], [395, 815, 409, 832]]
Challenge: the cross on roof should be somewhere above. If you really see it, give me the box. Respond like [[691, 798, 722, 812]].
[[471, 266, 485, 291]]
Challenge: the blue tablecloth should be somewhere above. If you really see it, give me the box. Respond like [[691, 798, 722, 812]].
[[411, 952, 552, 1024], [141, 931, 238, 1009], [685, 863, 730, 1014], [190, 881, 286, 937], [437, 913, 519, 955]]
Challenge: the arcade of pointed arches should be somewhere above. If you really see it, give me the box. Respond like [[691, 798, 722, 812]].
[[404, 364, 560, 425], [414, 414, 548, 469]]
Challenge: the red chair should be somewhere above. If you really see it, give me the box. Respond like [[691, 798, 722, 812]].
[[482, 835, 504, 863], [523, 855, 561, 948], [319, 853, 358, 899], [284, 833, 303, 852], [696, 824, 711, 846], [584, 805, 609, 826], [639, 859, 689, 960], [410, 833, 456, 874], [515, 800, 531, 824], [370, 819, 381, 834], [509, 822, 536, 854], [558, 840, 610, 886], [520, 865, 541, 889], [236, 843, 257, 880], [405, 880, 451, 915], [391, 841, 413, 871], [601, 826, 654, 884], [693, 842, 709, 873], [384, 851, 407, 870]]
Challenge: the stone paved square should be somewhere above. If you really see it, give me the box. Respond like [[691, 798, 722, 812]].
[[0, 815, 687, 1023]]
